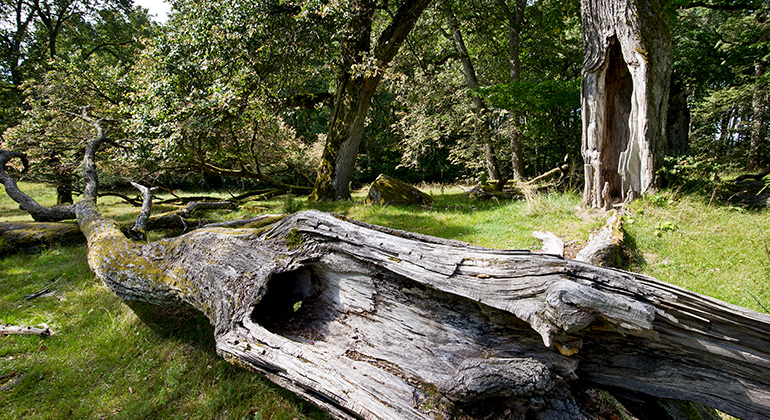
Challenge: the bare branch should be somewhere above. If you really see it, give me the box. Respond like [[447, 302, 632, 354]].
[[128, 182, 155, 240]]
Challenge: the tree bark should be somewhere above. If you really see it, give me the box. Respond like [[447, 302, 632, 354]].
[[445, 3, 501, 181], [498, 0, 527, 181], [581, 0, 671, 208], [73, 203, 770, 419], [311, 0, 433, 201], [0, 150, 76, 221]]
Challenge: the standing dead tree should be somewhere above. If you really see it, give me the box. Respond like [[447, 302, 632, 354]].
[[581, 0, 672, 209]]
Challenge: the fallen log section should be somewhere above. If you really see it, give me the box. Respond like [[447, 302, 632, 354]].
[[0, 323, 54, 337], [76, 201, 770, 419]]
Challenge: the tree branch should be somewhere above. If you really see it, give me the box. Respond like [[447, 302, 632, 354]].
[[128, 182, 155, 240], [0, 149, 76, 221]]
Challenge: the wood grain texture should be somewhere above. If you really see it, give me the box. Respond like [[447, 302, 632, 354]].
[[73, 204, 770, 419]]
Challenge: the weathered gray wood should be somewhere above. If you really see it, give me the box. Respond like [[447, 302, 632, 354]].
[[575, 213, 623, 266], [581, 0, 671, 208], [533, 231, 564, 257], [128, 182, 155, 240], [0, 323, 54, 337], [74, 202, 770, 420]]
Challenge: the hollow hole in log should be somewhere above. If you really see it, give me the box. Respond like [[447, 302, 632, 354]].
[[601, 36, 633, 202], [250, 266, 332, 341]]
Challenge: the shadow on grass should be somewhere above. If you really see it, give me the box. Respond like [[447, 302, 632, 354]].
[[619, 229, 646, 272]]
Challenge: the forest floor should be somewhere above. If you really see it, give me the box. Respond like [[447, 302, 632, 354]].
[[1, 182, 767, 419]]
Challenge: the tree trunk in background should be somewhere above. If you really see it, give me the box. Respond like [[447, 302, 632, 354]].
[[311, 0, 434, 201], [666, 74, 690, 157], [581, 0, 671, 208], [445, 4, 500, 181], [749, 59, 767, 170], [498, 0, 526, 181]]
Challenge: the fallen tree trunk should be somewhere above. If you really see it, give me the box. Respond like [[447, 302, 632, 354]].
[[0, 221, 84, 253], [75, 202, 770, 419]]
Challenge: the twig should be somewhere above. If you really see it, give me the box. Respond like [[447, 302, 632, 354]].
[[1, 323, 54, 337], [23, 277, 61, 301], [0, 373, 25, 392]]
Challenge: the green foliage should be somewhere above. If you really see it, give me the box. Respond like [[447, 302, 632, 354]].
[[671, 2, 770, 169], [128, 0, 335, 187], [482, 79, 581, 115], [1, 4, 156, 193], [657, 155, 728, 191], [391, 0, 583, 181]]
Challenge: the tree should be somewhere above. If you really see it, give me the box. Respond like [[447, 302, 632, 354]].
[[310, 0, 433, 201], [581, 0, 672, 209], [497, 0, 526, 180], [669, 0, 770, 171], [1, 2, 155, 204], [125, 0, 328, 192], [0, 0, 36, 131], [394, 0, 583, 183], [443, 0, 501, 181]]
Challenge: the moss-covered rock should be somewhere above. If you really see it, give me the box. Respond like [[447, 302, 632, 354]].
[[365, 174, 433, 207]]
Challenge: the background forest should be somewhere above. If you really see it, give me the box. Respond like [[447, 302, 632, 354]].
[[1, 0, 767, 199]]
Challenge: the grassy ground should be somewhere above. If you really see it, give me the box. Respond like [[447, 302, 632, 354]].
[[1, 182, 768, 419]]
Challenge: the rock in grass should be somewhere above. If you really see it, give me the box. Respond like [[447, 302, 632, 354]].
[[365, 174, 433, 207]]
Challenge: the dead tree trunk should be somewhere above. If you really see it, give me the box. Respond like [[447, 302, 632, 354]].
[[580, 0, 671, 208], [74, 203, 770, 419], [60, 107, 770, 420]]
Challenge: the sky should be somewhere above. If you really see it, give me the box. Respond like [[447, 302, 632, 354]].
[[133, 0, 172, 23]]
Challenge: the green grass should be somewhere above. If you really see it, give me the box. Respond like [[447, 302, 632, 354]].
[[625, 191, 770, 313], [1, 182, 768, 419], [0, 245, 326, 420]]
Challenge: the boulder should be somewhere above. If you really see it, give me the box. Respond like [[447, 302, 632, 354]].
[[365, 174, 433, 206]]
